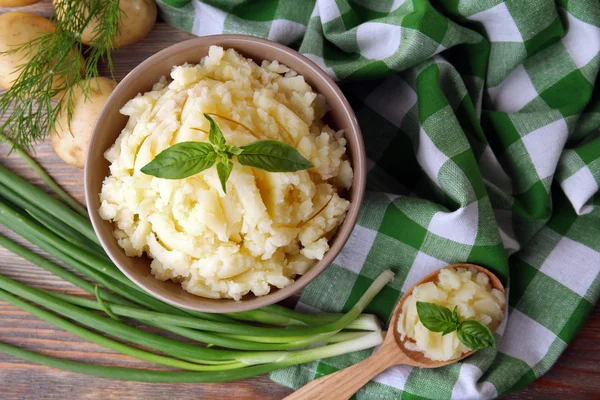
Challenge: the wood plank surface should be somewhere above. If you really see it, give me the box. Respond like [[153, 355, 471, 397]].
[[0, 1, 598, 399]]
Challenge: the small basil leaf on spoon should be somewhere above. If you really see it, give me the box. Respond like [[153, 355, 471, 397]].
[[452, 305, 461, 325], [457, 320, 495, 350], [216, 158, 233, 194], [416, 301, 459, 334], [237, 140, 314, 172], [442, 325, 457, 336], [140, 142, 217, 179]]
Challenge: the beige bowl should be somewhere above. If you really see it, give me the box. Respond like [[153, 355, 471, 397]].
[[85, 35, 366, 313]]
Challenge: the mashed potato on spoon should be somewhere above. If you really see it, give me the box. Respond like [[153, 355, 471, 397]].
[[398, 267, 505, 361], [99, 46, 353, 300]]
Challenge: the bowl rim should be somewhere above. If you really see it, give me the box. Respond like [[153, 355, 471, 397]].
[[85, 34, 366, 313]]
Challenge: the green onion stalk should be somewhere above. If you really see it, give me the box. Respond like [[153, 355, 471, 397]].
[[0, 289, 243, 372], [0, 163, 97, 245], [0, 133, 88, 217], [0, 331, 384, 383], [0, 147, 394, 380]]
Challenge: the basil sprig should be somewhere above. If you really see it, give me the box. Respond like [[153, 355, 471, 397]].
[[416, 301, 495, 350], [140, 114, 314, 193]]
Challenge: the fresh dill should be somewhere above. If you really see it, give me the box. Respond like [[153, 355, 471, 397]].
[[0, 0, 122, 150]]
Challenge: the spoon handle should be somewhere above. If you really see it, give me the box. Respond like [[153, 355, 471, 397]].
[[284, 340, 400, 400]]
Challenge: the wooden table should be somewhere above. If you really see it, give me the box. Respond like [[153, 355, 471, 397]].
[[0, 1, 599, 399]]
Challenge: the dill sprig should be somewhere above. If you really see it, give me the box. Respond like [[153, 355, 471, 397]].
[[82, 0, 122, 79], [0, 0, 122, 150]]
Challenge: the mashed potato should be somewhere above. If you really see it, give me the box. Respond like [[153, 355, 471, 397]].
[[99, 46, 353, 300], [397, 267, 505, 361]]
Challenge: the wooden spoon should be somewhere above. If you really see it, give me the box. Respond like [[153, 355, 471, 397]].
[[284, 264, 506, 400]]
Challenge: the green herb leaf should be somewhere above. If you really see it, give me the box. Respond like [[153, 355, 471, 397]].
[[204, 114, 226, 150], [238, 140, 314, 172], [457, 320, 495, 350], [227, 145, 243, 156], [452, 305, 461, 325], [140, 142, 217, 179], [441, 326, 456, 336], [216, 158, 233, 194], [416, 301, 459, 334]]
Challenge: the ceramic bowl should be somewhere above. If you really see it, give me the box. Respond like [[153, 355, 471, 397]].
[[85, 35, 366, 313]]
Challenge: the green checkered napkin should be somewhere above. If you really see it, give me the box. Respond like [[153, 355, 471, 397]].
[[156, 0, 600, 398]]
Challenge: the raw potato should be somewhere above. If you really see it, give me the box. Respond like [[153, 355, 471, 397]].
[[0, 12, 84, 93], [0, 12, 54, 90], [0, 0, 42, 6], [54, 0, 157, 48], [0, 12, 50, 90], [51, 77, 117, 169], [83, 0, 157, 47]]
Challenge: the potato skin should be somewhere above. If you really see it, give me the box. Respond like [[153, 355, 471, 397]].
[[51, 77, 117, 169], [0, 0, 42, 6], [54, 0, 157, 48], [0, 12, 54, 90], [0, 11, 85, 93]]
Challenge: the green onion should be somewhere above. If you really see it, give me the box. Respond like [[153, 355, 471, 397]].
[[0, 233, 133, 307], [226, 309, 307, 326], [0, 201, 133, 286], [0, 273, 243, 362], [0, 271, 389, 366], [0, 164, 97, 244], [0, 142, 392, 381], [46, 291, 313, 351], [8, 270, 390, 352], [25, 208, 105, 255], [0, 184, 103, 256], [41, 271, 393, 338], [44, 291, 373, 351], [220, 315, 381, 343], [0, 289, 243, 371], [244, 303, 340, 325], [95, 286, 120, 320], [0, 331, 384, 382], [227, 304, 382, 330], [0, 133, 88, 217]]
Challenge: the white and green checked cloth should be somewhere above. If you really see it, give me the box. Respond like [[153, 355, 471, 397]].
[[156, 0, 600, 398]]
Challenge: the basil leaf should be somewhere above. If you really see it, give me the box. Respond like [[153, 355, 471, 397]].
[[216, 150, 230, 161], [442, 326, 456, 336], [227, 144, 243, 156], [416, 301, 459, 334], [204, 113, 226, 150], [452, 305, 461, 325], [216, 158, 233, 193], [238, 140, 314, 172], [140, 142, 217, 179], [457, 320, 495, 350]]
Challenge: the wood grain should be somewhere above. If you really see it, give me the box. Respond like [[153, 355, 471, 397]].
[[0, 1, 599, 399], [285, 339, 405, 400]]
